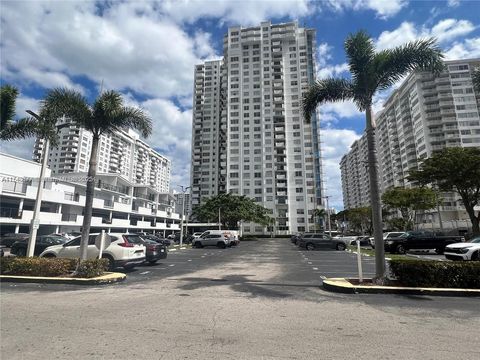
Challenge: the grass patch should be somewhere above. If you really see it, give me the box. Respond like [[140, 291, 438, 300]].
[[347, 245, 409, 261]]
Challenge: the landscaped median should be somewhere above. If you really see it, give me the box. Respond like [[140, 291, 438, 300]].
[[0, 257, 126, 285], [323, 259, 480, 297]]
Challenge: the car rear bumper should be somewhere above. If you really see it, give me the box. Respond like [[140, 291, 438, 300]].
[[146, 250, 167, 261], [115, 257, 146, 268]]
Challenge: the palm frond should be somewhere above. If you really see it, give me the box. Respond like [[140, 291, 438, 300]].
[[373, 38, 444, 91], [302, 78, 354, 122], [1, 84, 19, 130], [109, 106, 153, 138], [41, 88, 91, 128], [344, 31, 375, 85], [472, 67, 480, 94], [0, 117, 39, 141]]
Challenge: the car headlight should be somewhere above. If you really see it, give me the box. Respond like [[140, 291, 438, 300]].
[[386, 241, 394, 245], [460, 247, 471, 253]]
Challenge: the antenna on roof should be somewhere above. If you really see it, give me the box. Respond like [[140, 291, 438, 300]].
[[100, 79, 104, 95]]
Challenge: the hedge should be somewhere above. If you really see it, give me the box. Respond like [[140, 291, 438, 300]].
[[0, 257, 109, 278], [389, 259, 480, 289]]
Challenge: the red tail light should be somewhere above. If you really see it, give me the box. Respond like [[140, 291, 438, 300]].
[[147, 244, 156, 251], [118, 242, 134, 247]]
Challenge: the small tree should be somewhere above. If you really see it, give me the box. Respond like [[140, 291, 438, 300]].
[[409, 147, 480, 235], [382, 187, 437, 231], [311, 208, 326, 230], [193, 193, 271, 229], [348, 207, 373, 234]]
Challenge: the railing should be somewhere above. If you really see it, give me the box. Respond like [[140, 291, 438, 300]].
[[64, 192, 79, 202], [61, 213, 78, 222], [97, 181, 129, 195], [104, 199, 113, 208], [2, 181, 30, 194], [102, 218, 112, 224], [130, 219, 138, 226], [0, 208, 22, 218]]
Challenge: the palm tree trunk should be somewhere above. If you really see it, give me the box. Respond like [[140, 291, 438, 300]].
[[79, 135, 99, 261], [365, 105, 385, 280]]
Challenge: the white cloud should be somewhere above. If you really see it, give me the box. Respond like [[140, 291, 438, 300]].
[[0, 1, 220, 99], [159, 0, 312, 26], [319, 101, 362, 126], [321, 129, 361, 209], [317, 63, 350, 79], [326, 0, 407, 19], [376, 18, 476, 50], [447, 0, 460, 7], [445, 37, 480, 59]]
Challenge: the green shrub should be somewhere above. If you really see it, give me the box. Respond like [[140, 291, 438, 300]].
[[0, 257, 76, 277], [0, 257, 108, 278], [389, 259, 480, 289], [240, 235, 258, 241], [75, 259, 109, 278]]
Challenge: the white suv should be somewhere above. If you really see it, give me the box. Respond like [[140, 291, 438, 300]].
[[444, 237, 480, 261], [39, 233, 146, 270], [193, 230, 231, 248]]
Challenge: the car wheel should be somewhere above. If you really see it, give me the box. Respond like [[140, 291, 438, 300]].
[[43, 253, 56, 258], [435, 248, 444, 255], [194, 241, 203, 248], [217, 242, 226, 249], [102, 255, 115, 271], [336, 243, 346, 251], [16, 248, 26, 257], [148, 260, 158, 265], [471, 251, 480, 261], [123, 264, 135, 270], [306, 243, 315, 251], [396, 244, 406, 254]]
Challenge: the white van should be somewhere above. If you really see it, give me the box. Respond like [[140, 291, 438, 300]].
[[193, 230, 232, 248]]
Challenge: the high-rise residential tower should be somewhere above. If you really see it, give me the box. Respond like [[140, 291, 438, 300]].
[[340, 58, 480, 228], [33, 125, 171, 193], [191, 21, 324, 235]]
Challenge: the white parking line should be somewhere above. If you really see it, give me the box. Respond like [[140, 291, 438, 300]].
[[140, 271, 150, 275], [169, 249, 177, 252], [307, 262, 312, 264], [169, 264, 175, 267], [187, 259, 192, 262], [312, 267, 318, 270]]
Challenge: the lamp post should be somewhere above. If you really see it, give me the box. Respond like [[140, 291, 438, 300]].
[[178, 185, 190, 247], [322, 195, 332, 237]]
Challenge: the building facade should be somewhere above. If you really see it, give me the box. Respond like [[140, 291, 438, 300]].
[[0, 153, 181, 236], [174, 191, 192, 217], [191, 21, 324, 235], [340, 58, 480, 230], [34, 125, 171, 193]]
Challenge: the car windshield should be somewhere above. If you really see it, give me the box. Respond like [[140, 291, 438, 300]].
[[470, 237, 480, 243]]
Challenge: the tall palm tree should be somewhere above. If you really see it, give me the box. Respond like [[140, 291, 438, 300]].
[[42, 89, 153, 262], [0, 84, 39, 141], [311, 208, 326, 231], [303, 31, 444, 281]]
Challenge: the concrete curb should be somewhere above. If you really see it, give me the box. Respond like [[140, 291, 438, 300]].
[[322, 278, 480, 297], [0, 272, 126, 285]]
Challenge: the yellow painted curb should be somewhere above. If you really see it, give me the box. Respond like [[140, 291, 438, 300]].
[[323, 278, 480, 297], [0, 272, 126, 285]]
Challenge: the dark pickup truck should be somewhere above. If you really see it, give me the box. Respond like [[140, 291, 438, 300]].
[[384, 231, 465, 254]]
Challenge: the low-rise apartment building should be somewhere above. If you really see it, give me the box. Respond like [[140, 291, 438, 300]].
[[0, 153, 181, 236]]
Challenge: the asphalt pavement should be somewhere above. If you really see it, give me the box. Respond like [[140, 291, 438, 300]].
[[1, 238, 479, 359]]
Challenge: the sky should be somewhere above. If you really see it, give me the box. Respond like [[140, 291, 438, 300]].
[[1, 0, 479, 210]]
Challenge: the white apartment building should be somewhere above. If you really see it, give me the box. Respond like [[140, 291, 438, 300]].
[[0, 153, 181, 236], [174, 191, 191, 217], [34, 124, 171, 193], [340, 58, 480, 230], [191, 21, 324, 235]]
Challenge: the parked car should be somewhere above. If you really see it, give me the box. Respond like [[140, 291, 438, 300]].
[[384, 231, 464, 254], [10, 235, 69, 257], [48, 232, 81, 240], [192, 230, 231, 248], [351, 236, 371, 246], [0, 245, 5, 257], [0, 233, 29, 247], [444, 236, 480, 261], [297, 233, 347, 251], [370, 232, 405, 249], [142, 234, 171, 247], [39, 233, 146, 270], [192, 232, 203, 239], [134, 234, 167, 264], [291, 233, 302, 244]]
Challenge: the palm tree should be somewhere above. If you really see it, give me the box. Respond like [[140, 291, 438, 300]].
[[303, 31, 444, 281], [0, 85, 38, 141], [311, 208, 326, 231], [42, 89, 153, 262]]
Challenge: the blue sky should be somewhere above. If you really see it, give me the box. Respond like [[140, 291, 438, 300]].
[[1, 0, 479, 209]]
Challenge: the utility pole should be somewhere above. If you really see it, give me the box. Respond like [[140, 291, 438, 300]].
[[178, 185, 190, 247], [323, 195, 332, 237], [218, 207, 221, 230]]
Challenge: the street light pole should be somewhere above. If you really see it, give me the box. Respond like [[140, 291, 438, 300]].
[[323, 195, 332, 237], [178, 185, 190, 247], [26, 135, 50, 257]]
